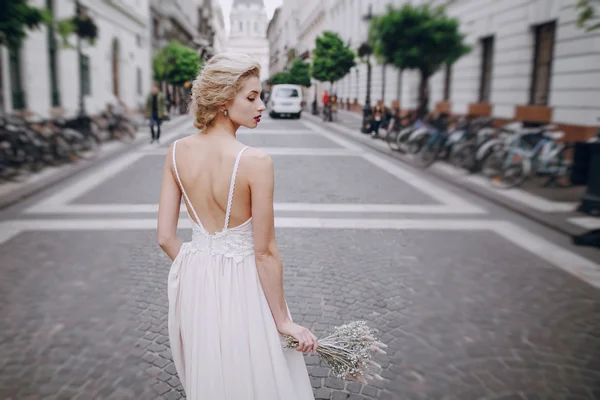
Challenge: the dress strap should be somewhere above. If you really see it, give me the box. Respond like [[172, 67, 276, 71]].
[[172, 140, 201, 225], [224, 146, 249, 230]]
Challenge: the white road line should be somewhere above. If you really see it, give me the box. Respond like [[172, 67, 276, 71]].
[[493, 222, 600, 290], [321, 116, 579, 214], [361, 154, 484, 212], [432, 163, 579, 213], [568, 217, 600, 230], [141, 147, 360, 156], [26, 152, 145, 210], [237, 129, 316, 134], [26, 203, 484, 215], [301, 120, 364, 151], [302, 119, 484, 213], [24, 116, 484, 216], [23, 124, 193, 214], [2, 218, 598, 289]]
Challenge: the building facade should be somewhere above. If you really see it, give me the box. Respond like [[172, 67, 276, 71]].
[[227, 0, 270, 82], [150, 0, 198, 54], [211, 1, 227, 54], [267, 7, 283, 75], [284, 0, 599, 140], [1, 0, 152, 118]]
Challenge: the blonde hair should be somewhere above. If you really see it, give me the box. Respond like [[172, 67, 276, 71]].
[[188, 52, 261, 131]]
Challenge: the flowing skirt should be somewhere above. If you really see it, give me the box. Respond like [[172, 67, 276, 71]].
[[168, 243, 315, 400]]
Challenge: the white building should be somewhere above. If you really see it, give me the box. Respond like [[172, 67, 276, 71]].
[[2, 0, 152, 118], [227, 0, 270, 82], [283, 0, 599, 141], [211, 1, 227, 54], [267, 7, 283, 75]]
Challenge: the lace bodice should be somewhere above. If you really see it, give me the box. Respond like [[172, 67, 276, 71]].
[[172, 141, 254, 264]]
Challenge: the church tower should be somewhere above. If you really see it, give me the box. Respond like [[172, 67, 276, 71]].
[[227, 0, 270, 82]]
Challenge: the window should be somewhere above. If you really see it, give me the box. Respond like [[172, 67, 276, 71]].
[[81, 54, 91, 95], [137, 67, 142, 95], [8, 44, 25, 110], [443, 63, 452, 101], [239, 21, 243, 32], [254, 22, 258, 33], [275, 88, 299, 98], [530, 21, 556, 106], [479, 36, 494, 103], [47, 0, 60, 106], [136, 34, 142, 48]]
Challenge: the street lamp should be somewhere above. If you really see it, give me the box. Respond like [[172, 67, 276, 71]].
[[359, 4, 373, 134], [75, 0, 86, 118]]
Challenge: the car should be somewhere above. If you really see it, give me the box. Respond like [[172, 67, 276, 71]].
[[267, 84, 303, 119]]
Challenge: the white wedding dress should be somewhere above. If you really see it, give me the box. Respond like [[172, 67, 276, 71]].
[[167, 140, 315, 400]]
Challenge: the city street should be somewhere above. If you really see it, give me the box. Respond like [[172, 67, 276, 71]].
[[1, 116, 599, 400]]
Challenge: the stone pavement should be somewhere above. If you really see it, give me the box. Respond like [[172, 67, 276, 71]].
[[0, 116, 599, 400], [314, 109, 600, 237]]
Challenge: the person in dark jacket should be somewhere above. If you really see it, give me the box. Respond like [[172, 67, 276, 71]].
[[145, 82, 167, 144]]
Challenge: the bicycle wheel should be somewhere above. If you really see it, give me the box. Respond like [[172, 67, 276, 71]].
[[544, 145, 574, 188], [386, 129, 400, 151], [415, 137, 441, 168], [450, 144, 476, 171], [117, 125, 135, 143], [484, 151, 528, 189], [75, 135, 100, 160], [406, 133, 429, 155]]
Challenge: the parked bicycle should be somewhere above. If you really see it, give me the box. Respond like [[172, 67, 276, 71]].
[[482, 124, 573, 189]]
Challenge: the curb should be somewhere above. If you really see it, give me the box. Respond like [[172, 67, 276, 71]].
[[0, 115, 192, 211], [304, 112, 590, 238]]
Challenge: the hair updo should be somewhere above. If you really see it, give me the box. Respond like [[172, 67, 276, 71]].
[[188, 52, 261, 131]]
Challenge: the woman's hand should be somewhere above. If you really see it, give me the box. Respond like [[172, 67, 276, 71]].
[[277, 320, 318, 354]]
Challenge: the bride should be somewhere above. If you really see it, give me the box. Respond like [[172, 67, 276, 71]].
[[157, 52, 317, 399]]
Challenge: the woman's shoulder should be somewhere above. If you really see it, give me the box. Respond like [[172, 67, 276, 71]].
[[240, 147, 273, 179], [242, 146, 271, 168]]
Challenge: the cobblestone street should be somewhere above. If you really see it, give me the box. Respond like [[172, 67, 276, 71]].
[[1, 116, 599, 400]]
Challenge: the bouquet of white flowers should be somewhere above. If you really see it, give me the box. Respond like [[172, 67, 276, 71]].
[[283, 321, 387, 384]]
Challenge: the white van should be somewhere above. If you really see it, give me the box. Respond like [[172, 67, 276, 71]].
[[267, 84, 303, 119]]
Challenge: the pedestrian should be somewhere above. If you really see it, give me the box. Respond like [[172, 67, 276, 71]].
[[157, 52, 316, 400], [145, 81, 166, 144]]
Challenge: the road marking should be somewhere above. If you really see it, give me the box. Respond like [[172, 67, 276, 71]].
[[432, 163, 579, 213], [362, 154, 483, 212], [23, 124, 194, 214], [568, 217, 600, 230], [24, 116, 484, 216], [25, 202, 484, 214], [313, 115, 580, 214], [302, 119, 484, 213], [302, 120, 364, 151], [2, 218, 598, 289], [237, 129, 317, 134], [141, 147, 360, 156]]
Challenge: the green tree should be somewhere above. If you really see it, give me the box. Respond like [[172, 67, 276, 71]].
[[288, 59, 311, 87], [311, 31, 355, 90], [154, 41, 201, 85], [575, 0, 600, 31], [369, 4, 470, 116], [56, 11, 99, 47], [0, 0, 49, 114], [0, 0, 49, 47], [269, 71, 291, 85]]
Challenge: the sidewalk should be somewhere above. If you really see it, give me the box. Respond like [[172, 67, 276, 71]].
[[0, 115, 191, 210], [305, 109, 600, 238]]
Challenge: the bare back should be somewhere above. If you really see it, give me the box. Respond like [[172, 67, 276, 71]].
[[171, 135, 251, 234]]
